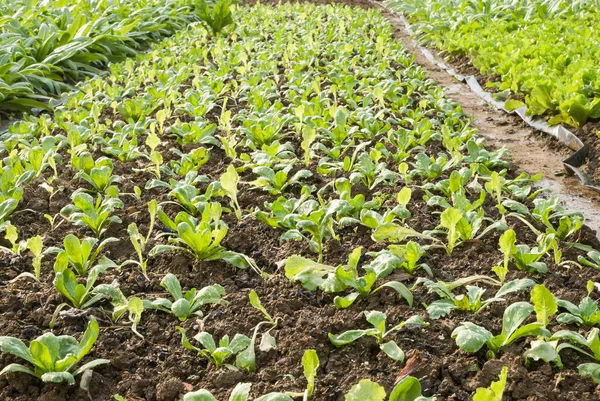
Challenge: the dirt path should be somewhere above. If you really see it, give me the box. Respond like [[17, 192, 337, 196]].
[[373, 3, 600, 237]]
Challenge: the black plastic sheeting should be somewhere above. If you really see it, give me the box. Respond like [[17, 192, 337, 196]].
[[373, 1, 600, 193]]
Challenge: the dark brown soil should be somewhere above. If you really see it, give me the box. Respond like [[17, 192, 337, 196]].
[[2, 1, 600, 401]]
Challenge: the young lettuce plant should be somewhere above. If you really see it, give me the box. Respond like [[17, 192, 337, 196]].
[[419, 278, 535, 319], [452, 302, 550, 358], [434, 207, 506, 256], [182, 350, 320, 401], [121, 200, 157, 278], [284, 248, 413, 309], [144, 273, 227, 322], [329, 311, 427, 361], [0, 223, 27, 255], [51, 261, 113, 328], [249, 165, 312, 196], [151, 203, 259, 273], [92, 282, 145, 338], [496, 229, 555, 274], [60, 193, 123, 238], [9, 235, 44, 282], [281, 200, 338, 262], [74, 158, 122, 194], [47, 234, 118, 276], [220, 164, 242, 220], [235, 290, 281, 373], [556, 281, 600, 327], [364, 241, 431, 277], [345, 376, 435, 401], [0, 317, 109, 384], [177, 327, 251, 370], [350, 151, 397, 191]]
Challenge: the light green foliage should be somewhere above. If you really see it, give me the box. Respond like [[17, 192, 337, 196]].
[[0, 317, 108, 384], [93, 283, 145, 338], [473, 366, 508, 401], [329, 311, 427, 361], [220, 164, 242, 220], [420, 278, 534, 319], [145, 273, 227, 321], [556, 281, 600, 327], [283, 248, 413, 309], [530, 284, 557, 327], [151, 203, 259, 272], [197, 0, 235, 36], [345, 376, 434, 401], [177, 327, 251, 370], [48, 234, 118, 276], [388, 0, 600, 127], [452, 302, 550, 356], [60, 193, 123, 238]]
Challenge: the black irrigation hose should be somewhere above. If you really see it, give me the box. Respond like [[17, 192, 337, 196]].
[[372, 0, 600, 193]]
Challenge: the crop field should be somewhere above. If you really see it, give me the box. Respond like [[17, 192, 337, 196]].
[[2, 1, 600, 401], [388, 0, 600, 184]]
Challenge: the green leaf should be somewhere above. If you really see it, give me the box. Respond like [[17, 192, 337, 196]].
[[473, 366, 508, 401], [0, 337, 35, 365], [249, 290, 271, 322], [74, 317, 100, 364], [184, 390, 218, 401], [229, 382, 251, 401], [524, 340, 562, 367], [172, 298, 192, 320], [579, 363, 600, 384], [40, 371, 76, 385], [302, 349, 319, 398], [0, 363, 36, 378], [329, 330, 372, 347], [499, 229, 516, 269], [396, 187, 411, 206], [345, 379, 386, 401], [380, 341, 404, 361], [504, 99, 526, 112], [389, 376, 423, 401], [160, 273, 183, 300], [451, 322, 493, 353], [334, 292, 361, 309], [284, 255, 345, 292], [530, 284, 557, 327]]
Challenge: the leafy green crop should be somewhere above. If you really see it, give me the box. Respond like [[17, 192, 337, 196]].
[[345, 376, 435, 401], [284, 248, 413, 309], [0, 317, 108, 384], [329, 311, 427, 361], [556, 281, 600, 327], [196, 0, 235, 36], [93, 283, 145, 338], [145, 273, 227, 321], [60, 193, 123, 238], [420, 278, 534, 319], [452, 302, 550, 357], [473, 366, 508, 401], [177, 328, 250, 370], [48, 234, 118, 276], [151, 203, 259, 272], [388, 0, 600, 127]]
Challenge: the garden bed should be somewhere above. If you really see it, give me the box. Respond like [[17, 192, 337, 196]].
[[1, 2, 600, 401]]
